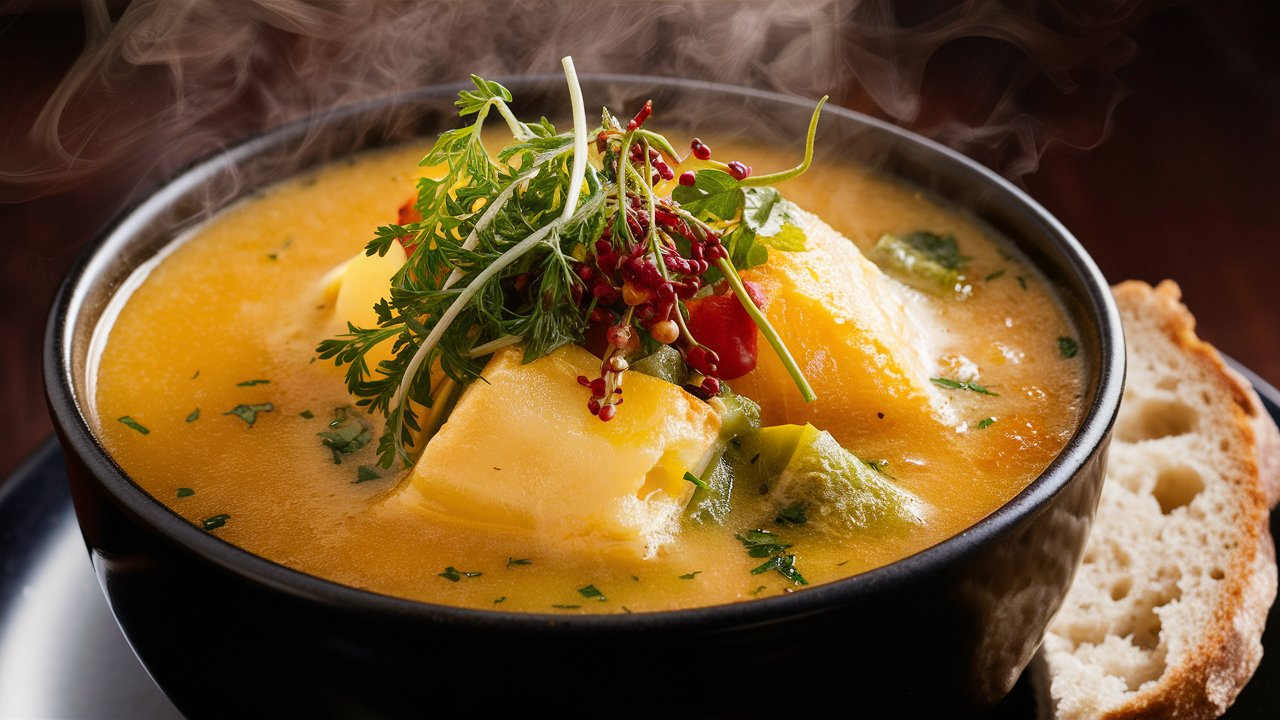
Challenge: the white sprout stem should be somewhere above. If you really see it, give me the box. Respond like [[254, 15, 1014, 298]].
[[559, 55, 589, 223], [442, 166, 541, 291], [469, 334, 522, 358], [494, 100, 533, 141]]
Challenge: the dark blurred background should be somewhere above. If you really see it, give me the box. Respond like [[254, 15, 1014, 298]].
[[2, 0, 1277, 479]]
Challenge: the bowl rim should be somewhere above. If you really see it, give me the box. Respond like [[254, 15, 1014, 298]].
[[44, 72, 1125, 632]]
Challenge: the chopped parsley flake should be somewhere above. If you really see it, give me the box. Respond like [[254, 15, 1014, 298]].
[[299, 410, 315, 419], [737, 529, 792, 558], [678, 571, 702, 580], [578, 584, 607, 601], [978, 417, 996, 430], [201, 513, 230, 531], [438, 566, 482, 582], [930, 377, 999, 396], [551, 604, 581, 610], [118, 416, 150, 435], [1017, 275, 1028, 290], [354, 465, 380, 484], [749, 585, 768, 596], [985, 269, 1006, 281], [774, 502, 808, 526], [751, 553, 808, 585], [236, 379, 270, 387], [494, 596, 507, 604], [507, 557, 533, 568], [176, 487, 195, 498], [318, 407, 372, 463], [1058, 337, 1079, 359], [224, 403, 274, 427], [185, 408, 200, 423]]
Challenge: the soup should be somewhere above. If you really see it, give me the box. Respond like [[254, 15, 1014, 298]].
[[90, 80, 1084, 613]]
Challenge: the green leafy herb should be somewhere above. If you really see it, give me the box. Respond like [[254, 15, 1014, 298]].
[[299, 410, 315, 419], [578, 584, 607, 601], [1017, 275, 1028, 290], [750, 553, 808, 585], [201, 513, 230, 531], [438, 566, 482, 582], [185, 408, 200, 423], [176, 487, 195, 498], [985, 269, 1006, 281], [551, 604, 581, 610], [236, 379, 270, 387], [191, 370, 200, 379], [930, 377, 999, 396], [224, 403, 274, 427], [507, 557, 533, 568], [678, 571, 702, 580], [977, 417, 996, 430], [354, 465, 380, 484], [736, 529, 792, 558], [900, 231, 967, 270], [117, 416, 150, 435], [773, 502, 808, 526], [494, 596, 507, 604], [683, 470, 710, 490], [749, 585, 768, 596], [1058, 337, 1079, 359], [317, 406, 372, 463], [318, 65, 823, 469]]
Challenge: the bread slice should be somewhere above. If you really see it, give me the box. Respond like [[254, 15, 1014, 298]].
[[1044, 280, 1278, 719]]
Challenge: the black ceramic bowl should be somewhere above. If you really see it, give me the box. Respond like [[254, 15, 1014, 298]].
[[45, 76, 1124, 718]]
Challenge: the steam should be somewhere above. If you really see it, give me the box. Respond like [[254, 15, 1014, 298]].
[[1, 0, 1162, 205]]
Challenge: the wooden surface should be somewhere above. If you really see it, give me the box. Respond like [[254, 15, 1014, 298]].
[[1, 1, 1277, 478]]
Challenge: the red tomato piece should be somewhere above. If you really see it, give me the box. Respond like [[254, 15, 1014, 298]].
[[685, 281, 768, 380]]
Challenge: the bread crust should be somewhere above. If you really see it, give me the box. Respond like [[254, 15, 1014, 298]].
[[1048, 280, 1277, 720]]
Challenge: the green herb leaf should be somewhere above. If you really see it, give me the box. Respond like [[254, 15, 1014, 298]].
[[985, 269, 1006, 281], [773, 502, 808, 527], [930, 377, 999, 396], [438, 566, 482, 582], [236, 379, 270, 387], [1017, 275, 1028, 290], [671, 169, 741, 220], [736, 529, 792, 558], [202, 513, 230, 531], [224, 403, 274, 427], [578, 584, 607, 601], [750, 553, 809, 585], [176, 487, 195, 498], [185, 408, 200, 423], [299, 410, 315, 419], [977, 417, 996, 430], [678, 571, 702, 580], [900, 231, 967, 270], [354, 465, 380, 484], [317, 406, 372, 463], [507, 557, 533, 568], [494, 596, 507, 604], [117, 416, 150, 435], [551, 604, 581, 610], [1058, 337, 1079, 359]]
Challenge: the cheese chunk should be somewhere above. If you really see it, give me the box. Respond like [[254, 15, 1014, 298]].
[[408, 345, 721, 559], [734, 209, 945, 457]]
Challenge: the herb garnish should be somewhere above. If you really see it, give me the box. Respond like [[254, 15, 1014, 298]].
[[977, 417, 997, 430], [354, 465, 380, 484], [1017, 275, 1028, 290], [494, 596, 507, 604], [224, 403, 274, 427], [930, 377, 999, 396], [507, 557, 533, 568], [678, 571, 702, 580], [1058, 337, 1079, 359], [774, 502, 808, 526], [578, 584, 607, 601], [551, 604, 581, 610], [236, 379, 270, 387], [118, 416, 150, 435], [176, 487, 195, 498], [985, 269, 1006, 281], [738, 529, 807, 585], [202, 513, 230, 531], [683, 470, 710, 490], [318, 58, 824, 469], [438, 566, 483, 582], [317, 406, 372, 463], [299, 410, 315, 419], [186, 408, 200, 423]]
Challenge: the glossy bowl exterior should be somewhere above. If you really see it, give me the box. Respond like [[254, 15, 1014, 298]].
[[46, 76, 1124, 718]]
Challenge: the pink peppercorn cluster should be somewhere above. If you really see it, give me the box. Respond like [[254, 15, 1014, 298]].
[[572, 100, 758, 420]]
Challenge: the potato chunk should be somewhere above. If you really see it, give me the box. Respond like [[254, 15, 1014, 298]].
[[408, 345, 721, 558], [734, 209, 945, 457]]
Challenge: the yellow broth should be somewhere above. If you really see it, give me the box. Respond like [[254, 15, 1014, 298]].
[[90, 141, 1085, 612]]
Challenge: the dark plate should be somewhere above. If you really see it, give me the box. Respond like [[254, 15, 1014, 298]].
[[3, 359, 1279, 719]]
